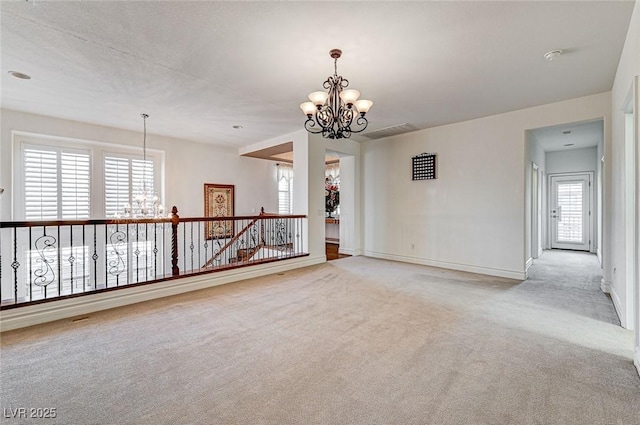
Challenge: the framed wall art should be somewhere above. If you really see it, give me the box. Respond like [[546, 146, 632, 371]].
[[412, 153, 437, 180], [204, 184, 235, 239]]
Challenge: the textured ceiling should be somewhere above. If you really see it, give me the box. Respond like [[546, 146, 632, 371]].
[[0, 1, 635, 149]]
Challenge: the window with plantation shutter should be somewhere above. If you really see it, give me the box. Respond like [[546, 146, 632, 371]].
[[556, 182, 584, 243], [17, 139, 163, 221], [104, 156, 155, 217], [24, 148, 58, 220], [104, 156, 131, 218], [61, 152, 91, 219], [23, 146, 91, 220]]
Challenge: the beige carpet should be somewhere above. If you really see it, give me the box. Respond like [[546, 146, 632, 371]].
[[1, 251, 638, 425]]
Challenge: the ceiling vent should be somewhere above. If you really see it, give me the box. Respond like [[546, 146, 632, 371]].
[[361, 123, 419, 140]]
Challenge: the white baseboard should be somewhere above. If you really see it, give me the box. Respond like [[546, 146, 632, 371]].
[[609, 284, 628, 328], [339, 247, 362, 256], [525, 258, 533, 278], [596, 248, 602, 266], [0, 255, 325, 332], [600, 278, 611, 294], [635, 347, 640, 378], [363, 250, 525, 280]]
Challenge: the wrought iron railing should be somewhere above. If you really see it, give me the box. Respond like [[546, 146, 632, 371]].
[[0, 207, 307, 308]]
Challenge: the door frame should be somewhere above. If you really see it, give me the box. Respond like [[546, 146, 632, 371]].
[[531, 163, 543, 258], [547, 171, 595, 252]]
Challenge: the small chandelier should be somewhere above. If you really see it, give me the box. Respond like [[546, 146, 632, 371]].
[[122, 113, 165, 218], [300, 49, 373, 139]]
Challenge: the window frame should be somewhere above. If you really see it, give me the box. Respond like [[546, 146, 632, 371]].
[[12, 132, 164, 220], [277, 163, 294, 215]]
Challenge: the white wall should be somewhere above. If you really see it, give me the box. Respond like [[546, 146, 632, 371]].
[[608, 0, 639, 372], [0, 109, 277, 220], [546, 147, 597, 175], [242, 130, 363, 261], [527, 132, 547, 260], [362, 92, 610, 280], [324, 137, 362, 257]]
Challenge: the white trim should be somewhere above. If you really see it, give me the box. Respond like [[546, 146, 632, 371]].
[[600, 278, 611, 294], [0, 256, 325, 332], [635, 347, 640, 378], [610, 283, 628, 328], [525, 257, 533, 279], [339, 247, 362, 256], [548, 172, 594, 252], [526, 257, 533, 270], [363, 250, 525, 280]]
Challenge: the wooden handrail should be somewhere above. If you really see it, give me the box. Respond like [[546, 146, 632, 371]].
[[0, 217, 172, 228], [0, 204, 308, 309]]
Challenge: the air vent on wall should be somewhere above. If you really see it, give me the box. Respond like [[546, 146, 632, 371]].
[[361, 123, 418, 140]]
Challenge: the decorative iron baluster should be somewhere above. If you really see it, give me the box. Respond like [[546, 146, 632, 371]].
[[190, 222, 194, 272], [57, 226, 61, 297], [108, 225, 127, 286], [69, 225, 75, 295], [28, 227, 32, 301], [153, 223, 158, 280], [12, 227, 19, 303], [82, 225, 86, 293], [104, 225, 108, 287], [33, 232, 56, 291], [299, 217, 303, 256], [214, 239, 222, 267], [93, 224, 98, 289]]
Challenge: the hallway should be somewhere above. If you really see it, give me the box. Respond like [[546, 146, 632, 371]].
[[528, 250, 619, 325]]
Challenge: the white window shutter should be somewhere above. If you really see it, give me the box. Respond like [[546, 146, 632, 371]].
[[105, 156, 155, 217], [60, 152, 91, 219], [104, 156, 131, 218], [24, 148, 59, 220]]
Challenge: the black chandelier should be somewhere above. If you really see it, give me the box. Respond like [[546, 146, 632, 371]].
[[300, 49, 373, 139]]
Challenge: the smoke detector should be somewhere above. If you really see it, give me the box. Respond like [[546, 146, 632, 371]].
[[544, 50, 563, 61]]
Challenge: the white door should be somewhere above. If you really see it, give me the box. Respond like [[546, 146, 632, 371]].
[[550, 174, 591, 251]]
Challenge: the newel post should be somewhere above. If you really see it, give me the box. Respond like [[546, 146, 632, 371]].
[[171, 206, 180, 276], [260, 206, 266, 245]]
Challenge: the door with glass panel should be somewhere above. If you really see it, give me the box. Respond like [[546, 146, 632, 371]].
[[550, 174, 591, 251]]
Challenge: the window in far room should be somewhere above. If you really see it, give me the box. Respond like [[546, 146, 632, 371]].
[[277, 163, 293, 214]]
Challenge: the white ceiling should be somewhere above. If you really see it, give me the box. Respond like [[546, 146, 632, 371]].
[[531, 119, 604, 152], [0, 1, 635, 149]]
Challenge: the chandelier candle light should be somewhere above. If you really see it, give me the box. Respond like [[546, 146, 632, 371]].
[[122, 113, 165, 218], [300, 49, 373, 139]]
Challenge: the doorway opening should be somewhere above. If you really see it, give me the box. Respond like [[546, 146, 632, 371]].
[[526, 119, 603, 273], [549, 172, 593, 251], [324, 151, 353, 261]]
